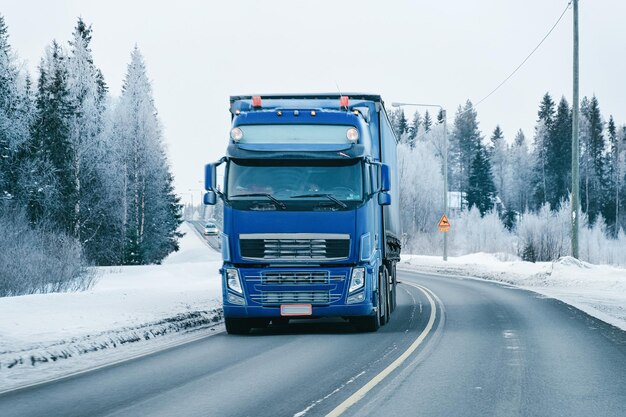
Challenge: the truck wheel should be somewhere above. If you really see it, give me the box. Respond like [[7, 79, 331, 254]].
[[391, 264, 397, 312], [383, 266, 391, 324], [225, 317, 251, 335], [379, 269, 389, 326], [350, 273, 383, 332]]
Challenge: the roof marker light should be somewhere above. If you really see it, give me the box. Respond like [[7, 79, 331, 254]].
[[235, 109, 241, 115], [310, 110, 316, 116], [353, 110, 359, 116], [346, 127, 359, 143], [252, 96, 262, 108], [340, 96, 349, 109], [293, 110, 300, 116], [230, 127, 244, 142], [277, 111, 283, 116]]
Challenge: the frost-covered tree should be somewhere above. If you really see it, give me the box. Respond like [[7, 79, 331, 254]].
[[422, 110, 432, 134], [407, 110, 420, 148], [449, 100, 482, 201], [579, 95, 605, 224], [114, 46, 181, 264], [530, 92, 555, 209], [489, 125, 507, 203], [467, 144, 496, 215], [397, 141, 443, 236], [30, 41, 74, 226], [66, 18, 111, 244], [0, 15, 31, 201], [509, 129, 532, 213], [546, 96, 572, 210]]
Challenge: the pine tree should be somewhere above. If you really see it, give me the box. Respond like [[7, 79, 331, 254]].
[[509, 129, 532, 213], [467, 145, 496, 216], [580, 95, 605, 224], [393, 108, 408, 143], [0, 15, 31, 201], [422, 110, 432, 133], [31, 41, 74, 226], [605, 116, 620, 236], [115, 46, 181, 264], [408, 110, 420, 148], [489, 125, 507, 204], [530, 92, 555, 209], [449, 100, 482, 205], [545, 96, 572, 209]]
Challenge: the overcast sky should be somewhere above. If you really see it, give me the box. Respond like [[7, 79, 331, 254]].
[[3, 0, 625, 203]]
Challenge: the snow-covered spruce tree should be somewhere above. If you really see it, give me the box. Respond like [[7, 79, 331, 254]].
[[449, 100, 482, 205], [545, 96, 572, 210], [530, 92, 555, 209], [422, 110, 432, 134], [0, 15, 32, 202], [65, 18, 125, 265], [488, 125, 507, 203], [579, 95, 605, 224], [407, 110, 420, 148], [508, 129, 533, 214], [114, 46, 181, 265], [30, 41, 75, 226], [467, 144, 496, 216]]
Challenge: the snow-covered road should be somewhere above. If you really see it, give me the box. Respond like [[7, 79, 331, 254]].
[[2, 225, 625, 395]]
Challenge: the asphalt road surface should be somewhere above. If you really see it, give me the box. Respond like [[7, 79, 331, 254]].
[[1, 270, 625, 417]]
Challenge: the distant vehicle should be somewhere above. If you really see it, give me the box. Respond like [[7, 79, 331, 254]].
[[204, 222, 219, 236]]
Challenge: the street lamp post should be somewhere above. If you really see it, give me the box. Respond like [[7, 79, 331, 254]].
[[391, 102, 448, 261]]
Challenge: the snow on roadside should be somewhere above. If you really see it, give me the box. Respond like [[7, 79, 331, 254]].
[[400, 253, 626, 331], [0, 222, 223, 393]]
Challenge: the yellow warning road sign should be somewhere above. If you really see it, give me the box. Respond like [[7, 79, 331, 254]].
[[438, 214, 450, 232]]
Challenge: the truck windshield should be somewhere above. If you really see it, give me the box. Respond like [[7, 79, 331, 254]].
[[227, 159, 364, 210]]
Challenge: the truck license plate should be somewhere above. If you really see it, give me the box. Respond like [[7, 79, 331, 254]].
[[280, 304, 312, 316]]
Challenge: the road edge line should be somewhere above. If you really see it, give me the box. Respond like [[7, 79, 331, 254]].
[[325, 283, 438, 417]]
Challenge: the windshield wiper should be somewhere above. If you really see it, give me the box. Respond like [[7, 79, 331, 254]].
[[230, 193, 286, 209], [290, 194, 348, 209]]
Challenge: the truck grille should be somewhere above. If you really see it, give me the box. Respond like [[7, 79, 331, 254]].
[[240, 233, 350, 261], [251, 291, 333, 305], [263, 271, 329, 285]]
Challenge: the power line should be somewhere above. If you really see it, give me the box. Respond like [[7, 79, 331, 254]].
[[474, 0, 573, 108], [397, 1, 573, 143]]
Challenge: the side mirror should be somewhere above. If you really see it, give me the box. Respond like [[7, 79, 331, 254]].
[[381, 164, 391, 192], [378, 192, 391, 206], [204, 190, 217, 206], [205, 163, 216, 191]]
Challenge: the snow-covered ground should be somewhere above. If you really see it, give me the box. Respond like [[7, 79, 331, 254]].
[[2, 225, 625, 394], [0, 222, 223, 393], [400, 253, 626, 331]]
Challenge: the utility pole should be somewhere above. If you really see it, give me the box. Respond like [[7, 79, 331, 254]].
[[571, 0, 580, 258]]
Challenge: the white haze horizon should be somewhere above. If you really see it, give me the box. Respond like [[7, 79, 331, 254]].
[[3, 0, 626, 203]]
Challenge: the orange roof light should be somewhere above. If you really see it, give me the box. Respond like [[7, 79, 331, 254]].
[[340, 96, 349, 108], [252, 96, 262, 108]]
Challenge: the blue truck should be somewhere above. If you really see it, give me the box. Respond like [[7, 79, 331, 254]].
[[203, 93, 401, 334]]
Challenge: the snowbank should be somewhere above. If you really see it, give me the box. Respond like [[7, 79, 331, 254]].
[[400, 253, 626, 331], [0, 222, 223, 393]]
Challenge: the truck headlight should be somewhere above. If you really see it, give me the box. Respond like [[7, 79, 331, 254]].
[[349, 267, 365, 293], [226, 268, 243, 295]]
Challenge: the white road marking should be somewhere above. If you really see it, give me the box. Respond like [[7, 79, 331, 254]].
[[325, 283, 439, 417]]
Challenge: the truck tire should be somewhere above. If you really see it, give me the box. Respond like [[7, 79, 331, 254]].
[[388, 263, 396, 314], [380, 268, 389, 326], [350, 273, 383, 332], [225, 317, 251, 335]]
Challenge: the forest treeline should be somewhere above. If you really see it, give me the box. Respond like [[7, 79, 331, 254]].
[[390, 94, 626, 264], [0, 16, 182, 295]]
